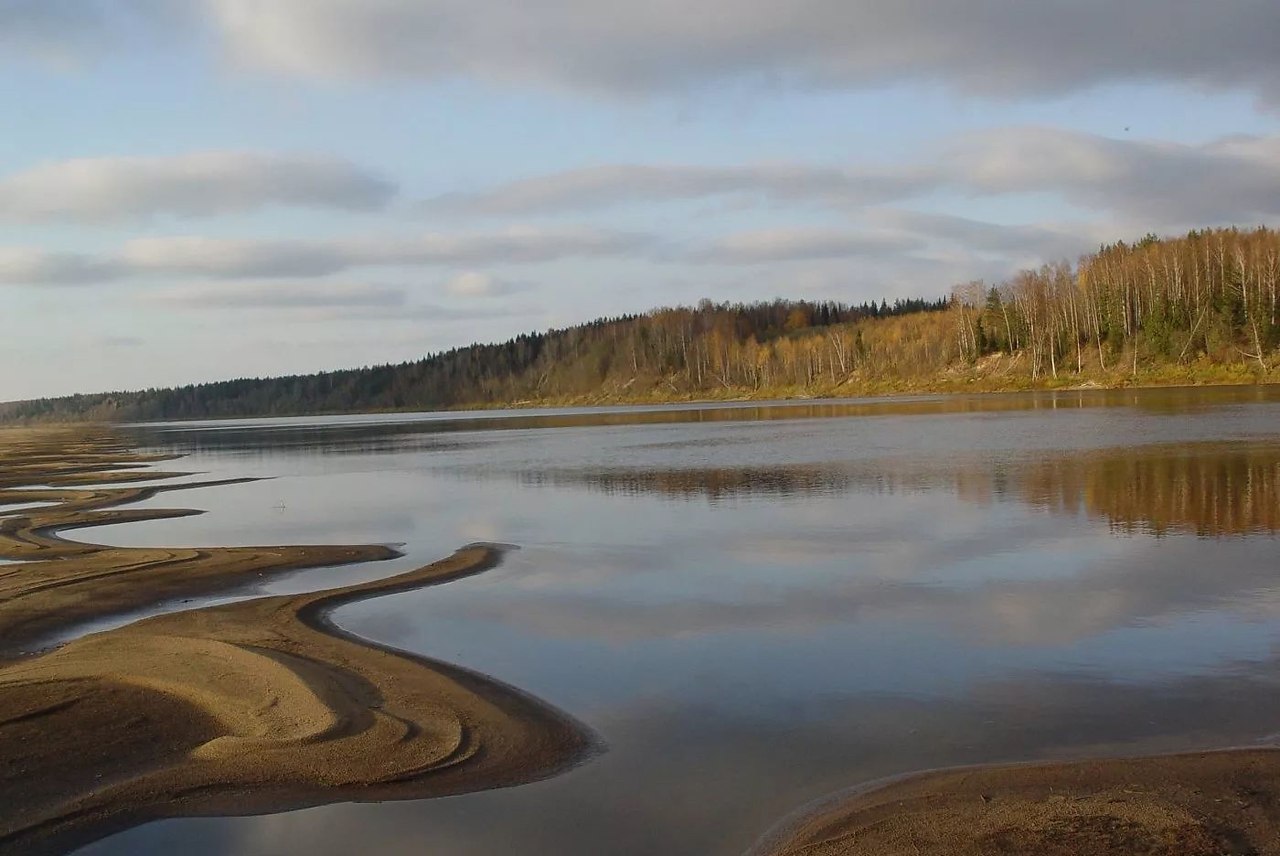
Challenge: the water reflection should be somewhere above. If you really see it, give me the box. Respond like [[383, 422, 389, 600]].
[[412, 531, 1276, 653], [518, 465, 856, 500], [81, 386, 1280, 856], [124, 384, 1280, 455], [1017, 444, 1280, 536], [506, 442, 1280, 540]]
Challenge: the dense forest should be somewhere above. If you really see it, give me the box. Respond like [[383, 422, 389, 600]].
[[3, 227, 1279, 423]]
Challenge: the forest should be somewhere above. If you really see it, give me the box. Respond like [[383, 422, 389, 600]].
[[3, 227, 1278, 423]]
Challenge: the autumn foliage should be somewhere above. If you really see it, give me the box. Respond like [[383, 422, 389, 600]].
[[4, 227, 1279, 422]]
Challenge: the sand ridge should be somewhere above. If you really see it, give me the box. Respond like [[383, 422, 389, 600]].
[[0, 427, 592, 854], [754, 746, 1280, 854], [0, 426, 401, 653]]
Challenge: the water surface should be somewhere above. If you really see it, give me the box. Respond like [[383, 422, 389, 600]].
[[79, 387, 1280, 855]]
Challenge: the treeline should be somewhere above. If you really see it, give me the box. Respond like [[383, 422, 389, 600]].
[[3, 226, 1278, 423], [0, 297, 945, 422], [954, 227, 1280, 377]]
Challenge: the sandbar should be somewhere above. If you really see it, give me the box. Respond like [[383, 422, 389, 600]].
[[756, 749, 1280, 855], [0, 427, 590, 854]]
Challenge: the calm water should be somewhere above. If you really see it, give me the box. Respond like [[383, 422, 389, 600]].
[[75, 387, 1280, 856]]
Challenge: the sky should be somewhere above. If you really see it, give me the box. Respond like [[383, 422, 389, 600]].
[[2, 1, 1279, 401]]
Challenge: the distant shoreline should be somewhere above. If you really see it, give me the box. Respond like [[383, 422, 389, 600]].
[[451, 371, 1280, 413], [28, 375, 1280, 429]]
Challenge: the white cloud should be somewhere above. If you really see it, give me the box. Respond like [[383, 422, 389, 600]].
[[0, 247, 123, 285], [142, 280, 530, 322], [868, 210, 1111, 263], [0, 152, 394, 223], [444, 271, 524, 298], [950, 128, 1280, 225], [96, 335, 146, 348], [2, 130, 1276, 293], [118, 236, 351, 279], [425, 163, 934, 216], [691, 228, 925, 264], [425, 129, 1280, 230], [148, 281, 407, 309], [0, 227, 654, 286], [335, 303, 533, 323]]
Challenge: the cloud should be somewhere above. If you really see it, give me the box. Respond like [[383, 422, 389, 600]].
[[149, 281, 407, 310], [869, 210, 1109, 262], [425, 164, 935, 217], [144, 280, 535, 324], [338, 303, 534, 323], [96, 335, 145, 348], [202, 0, 1280, 102], [425, 129, 1280, 231], [0, 152, 394, 223], [444, 271, 525, 298], [0, 247, 124, 285], [0, 227, 653, 286], [950, 128, 1280, 226], [3, 129, 1275, 291], [10, 3, 1278, 103], [690, 228, 925, 264], [117, 236, 352, 279]]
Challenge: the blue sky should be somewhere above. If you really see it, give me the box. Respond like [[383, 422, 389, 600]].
[[2, 1, 1279, 400]]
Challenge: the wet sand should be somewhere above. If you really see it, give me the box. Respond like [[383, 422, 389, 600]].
[[0, 426, 399, 652], [0, 428, 590, 854], [756, 750, 1280, 855]]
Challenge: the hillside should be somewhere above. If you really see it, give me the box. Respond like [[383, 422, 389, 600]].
[[4, 226, 1279, 423]]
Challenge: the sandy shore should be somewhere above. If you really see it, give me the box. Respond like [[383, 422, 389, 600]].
[[755, 750, 1280, 855], [0, 426, 400, 652], [0, 427, 591, 854]]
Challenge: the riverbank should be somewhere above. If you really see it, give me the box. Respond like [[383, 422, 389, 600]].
[[483, 358, 1279, 411], [0, 428, 590, 854], [756, 749, 1280, 855], [0, 426, 400, 652], [4, 341, 1279, 427]]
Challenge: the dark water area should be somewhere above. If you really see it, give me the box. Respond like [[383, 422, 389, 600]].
[[77, 387, 1280, 855]]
